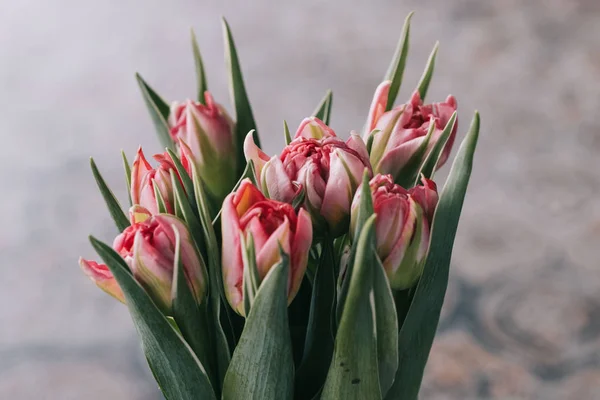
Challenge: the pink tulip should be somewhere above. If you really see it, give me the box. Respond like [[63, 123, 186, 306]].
[[221, 179, 313, 316], [79, 206, 207, 312], [245, 117, 372, 236], [130, 147, 180, 215], [365, 81, 457, 182], [350, 174, 438, 289], [168, 92, 237, 201]]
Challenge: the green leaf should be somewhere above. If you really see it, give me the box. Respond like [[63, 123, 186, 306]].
[[192, 165, 232, 386], [394, 119, 435, 188], [366, 129, 379, 155], [170, 225, 216, 390], [240, 233, 260, 316], [416, 42, 439, 101], [153, 183, 168, 214], [322, 215, 381, 400], [222, 256, 294, 400], [312, 89, 333, 125], [89, 237, 216, 400], [222, 18, 260, 175], [295, 239, 336, 399], [337, 169, 373, 322], [417, 111, 457, 182], [384, 12, 414, 111], [167, 148, 198, 215], [170, 170, 206, 257], [135, 73, 173, 151], [373, 257, 399, 396], [385, 112, 480, 400], [90, 158, 130, 232], [283, 120, 292, 145], [191, 29, 208, 104], [121, 150, 132, 206]]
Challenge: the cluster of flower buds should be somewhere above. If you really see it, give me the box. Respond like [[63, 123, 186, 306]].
[[81, 79, 456, 314]]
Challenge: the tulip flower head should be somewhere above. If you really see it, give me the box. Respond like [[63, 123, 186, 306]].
[[351, 174, 438, 289], [221, 179, 313, 316], [80, 206, 207, 313], [130, 148, 180, 215], [169, 92, 237, 202], [365, 81, 457, 182], [245, 117, 372, 236]]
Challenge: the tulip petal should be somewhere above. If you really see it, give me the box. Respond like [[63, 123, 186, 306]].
[[294, 117, 337, 140], [365, 80, 391, 135], [377, 136, 427, 178], [233, 179, 266, 216], [79, 258, 125, 303], [130, 147, 153, 206], [289, 208, 312, 301], [221, 191, 245, 314], [128, 205, 152, 224], [244, 131, 270, 180], [255, 218, 290, 280], [261, 157, 297, 203], [321, 150, 365, 234]]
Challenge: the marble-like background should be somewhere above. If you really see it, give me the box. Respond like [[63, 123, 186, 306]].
[[2, 1, 599, 398]]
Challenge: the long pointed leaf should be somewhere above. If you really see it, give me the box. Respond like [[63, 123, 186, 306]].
[[121, 150, 132, 206], [312, 90, 333, 125], [222, 18, 259, 174], [373, 257, 399, 396], [89, 237, 216, 400], [222, 256, 294, 400], [385, 112, 480, 400], [384, 12, 414, 111], [90, 158, 130, 232], [170, 225, 216, 390], [295, 239, 336, 399], [417, 111, 457, 182], [416, 42, 439, 101], [170, 170, 206, 257], [322, 216, 381, 400], [167, 148, 198, 216], [192, 165, 232, 386], [135, 73, 173, 150], [191, 29, 208, 104]]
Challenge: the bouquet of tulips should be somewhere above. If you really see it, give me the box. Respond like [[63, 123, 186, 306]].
[[79, 13, 480, 400]]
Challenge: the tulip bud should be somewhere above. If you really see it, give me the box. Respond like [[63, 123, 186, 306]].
[[351, 174, 438, 289], [245, 118, 372, 237], [169, 92, 237, 202], [221, 179, 313, 316], [80, 206, 207, 312], [79, 258, 125, 303], [364, 81, 457, 182], [131, 147, 179, 215]]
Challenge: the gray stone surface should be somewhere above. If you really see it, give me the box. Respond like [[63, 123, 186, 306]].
[[1, 0, 599, 398]]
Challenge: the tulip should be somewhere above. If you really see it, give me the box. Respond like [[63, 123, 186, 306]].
[[364, 80, 457, 182], [245, 117, 372, 236], [80, 206, 207, 312], [168, 92, 237, 202], [130, 147, 179, 215], [221, 179, 313, 316], [350, 174, 438, 289]]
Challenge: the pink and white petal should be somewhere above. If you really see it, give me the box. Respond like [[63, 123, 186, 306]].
[[294, 117, 336, 140], [221, 192, 245, 314], [255, 218, 290, 279], [365, 80, 391, 135], [243, 132, 270, 180], [79, 258, 125, 303], [130, 147, 153, 205], [289, 209, 312, 302], [377, 137, 427, 178], [261, 157, 296, 203]]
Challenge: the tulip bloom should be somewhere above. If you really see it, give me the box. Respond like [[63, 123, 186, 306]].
[[365, 81, 457, 182], [79, 207, 207, 312], [351, 174, 438, 289], [245, 117, 372, 236], [130, 148, 179, 215], [221, 179, 313, 316], [169, 92, 237, 202]]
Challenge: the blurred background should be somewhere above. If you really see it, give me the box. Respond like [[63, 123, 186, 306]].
[[2, 0, 599, 398]]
